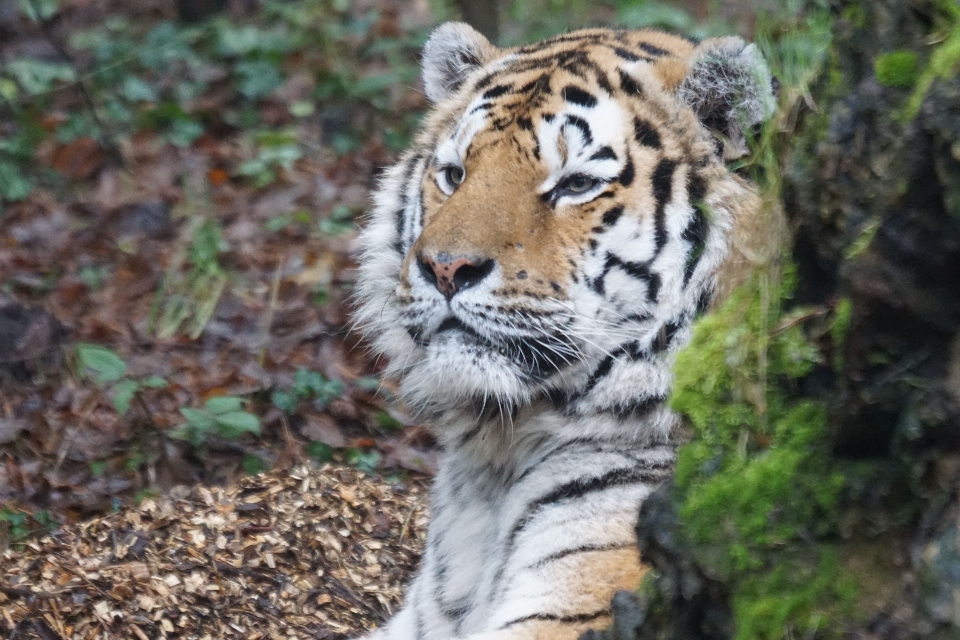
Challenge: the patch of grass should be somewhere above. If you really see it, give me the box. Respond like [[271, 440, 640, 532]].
[[152, 217, 230, 340]]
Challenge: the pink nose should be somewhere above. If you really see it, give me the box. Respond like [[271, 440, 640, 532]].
[[417, 253, 495, 300]]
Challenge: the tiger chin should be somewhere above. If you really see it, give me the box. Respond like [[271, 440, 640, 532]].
[[353, 22, 775, 640]]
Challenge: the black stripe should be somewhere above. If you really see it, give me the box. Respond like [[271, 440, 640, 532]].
[[651, 317, 685, 354], [682, 207, 708, 287], [603, 254, 662, 302], [561, 85, 598, 108], [395, 154, 422, 250], [514, 438, 600, 484], [611, 46, 641, 62], [483, 84, 512, 100], [499, 609, 610, 630], [527, 542, 634, 569], [601, 205, 624, 227], [633, 118, 661, 148], [639, 42, 669, 57], [590, 146, 617, 162], [584, 354, 615, 392], [611, 394, 668, 420], [492, 465, 662, 596], [516, 74, 550, 95], [651, 159, 677, 255], [695, 289, 712, 316], [618, 157, 635, 187], [469, 101, 493, 114], [457, 421, 485, 447], [533, 465, 661, 507], [594, 69, 614, 95], [565, 115, 593, 145], [682, 173, 709, 286], [618, 70, 644, 96]]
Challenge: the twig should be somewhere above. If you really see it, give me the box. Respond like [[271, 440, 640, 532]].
[[23, 0, 126, 169], [259, 257, 284, 366], [51, 390, 102, 478], [399, 494, 426, 542], [0, 586, 61, 601]]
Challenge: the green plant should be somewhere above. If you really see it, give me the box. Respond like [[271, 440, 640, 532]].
[[345, 447, 381, 475], [76, 343, 168, 415], [270, 368, 344, 413], [153, 217, 230, 339], [318, 205, 355, 236], [307, 440, 335, 462], [0, 507, 56, 544], [237, 131, 303, 187], [170, 396, 261, 447], [0, 507, 30, 542]]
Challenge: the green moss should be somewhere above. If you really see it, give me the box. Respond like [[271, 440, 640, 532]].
[[874, 51, 919, 88], [670, 269, 851, 636], [840, 5, 866, 30], [830, 298, 852, 370], [733, 548, 856, 640], [901, 1, 960, 121]]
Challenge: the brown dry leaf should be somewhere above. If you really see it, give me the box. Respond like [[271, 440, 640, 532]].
[[49, 137, 107, 180]]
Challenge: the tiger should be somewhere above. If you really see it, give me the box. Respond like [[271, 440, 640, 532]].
[[353, 21, 775, 640]]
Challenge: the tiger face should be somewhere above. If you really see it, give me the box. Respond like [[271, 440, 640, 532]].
[[356, 23, 774, 421]]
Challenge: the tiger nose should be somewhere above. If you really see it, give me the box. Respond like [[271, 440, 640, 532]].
[[416, 252, 495, 300]]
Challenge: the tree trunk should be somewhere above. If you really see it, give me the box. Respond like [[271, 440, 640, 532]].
[[593, 1, 960, 638]]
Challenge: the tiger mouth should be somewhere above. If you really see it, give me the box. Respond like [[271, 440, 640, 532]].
[[419, 315, 576, 381]]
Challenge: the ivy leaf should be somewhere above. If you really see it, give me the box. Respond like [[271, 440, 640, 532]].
[[77, 344, 127, 383], [205, 396, 244, 415], [112, 379, 140, 415], [271, 389, 298, 414], [141, 376, 168, 388], [122, 75, 158, 102], [214, 411, 261, 439]]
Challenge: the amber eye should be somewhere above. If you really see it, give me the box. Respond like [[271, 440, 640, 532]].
[[564, 174, 596, 194], [444, 166, 465, 187]]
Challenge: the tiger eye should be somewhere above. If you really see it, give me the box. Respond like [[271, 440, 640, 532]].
[[446, 166, 465, 186], [567, 174, 595, 193]]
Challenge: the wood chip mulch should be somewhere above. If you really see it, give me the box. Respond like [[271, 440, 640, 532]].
[[1, 464, 430, 640]]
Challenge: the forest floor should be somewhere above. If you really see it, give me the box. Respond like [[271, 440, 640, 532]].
[[1, 0, 445, 542]]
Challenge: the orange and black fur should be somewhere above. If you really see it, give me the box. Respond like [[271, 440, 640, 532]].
[[354, 23, 775, 640]]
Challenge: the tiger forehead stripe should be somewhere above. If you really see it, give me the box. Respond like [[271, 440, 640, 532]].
[[355, 21, 776, 640]]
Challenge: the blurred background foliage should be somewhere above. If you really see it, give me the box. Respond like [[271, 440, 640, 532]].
[[0, 0, 821, 208], [0, 0, 828, 543]]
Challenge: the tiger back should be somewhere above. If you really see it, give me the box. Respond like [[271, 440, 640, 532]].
[[354, 22, 775, 640]]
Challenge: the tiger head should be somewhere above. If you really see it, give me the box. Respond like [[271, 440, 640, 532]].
[[355, 23, 775, 426]]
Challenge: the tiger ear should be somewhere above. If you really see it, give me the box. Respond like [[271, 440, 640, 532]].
[[421, 22, 500, 103], [676, 37, 777, 161]]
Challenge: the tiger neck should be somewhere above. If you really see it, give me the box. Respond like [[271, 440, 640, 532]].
[[431, 341, 681, 476]]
